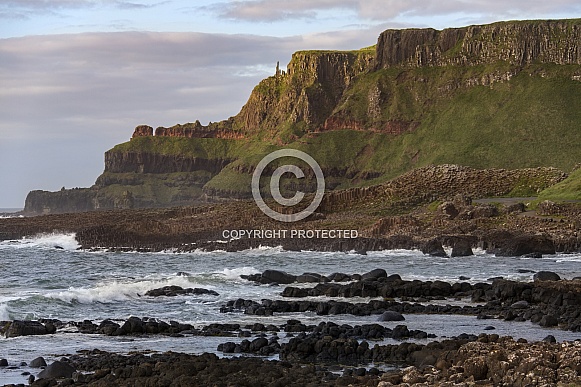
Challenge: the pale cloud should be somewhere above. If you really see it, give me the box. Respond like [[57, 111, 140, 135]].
[[207, 0, 581, 23]]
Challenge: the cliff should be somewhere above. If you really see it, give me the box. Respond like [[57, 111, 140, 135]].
[[24, 19, 581, 214]]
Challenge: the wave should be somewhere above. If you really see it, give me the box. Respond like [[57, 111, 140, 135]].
[[44, 274, 220, 304], [0, 232, 80, 251], [219, 267, 260, 280], [0, 303, 10, 320]]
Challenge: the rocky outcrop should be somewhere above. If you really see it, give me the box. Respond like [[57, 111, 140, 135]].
[[375, 20, 581, 69], [103, 151, 231, 174]]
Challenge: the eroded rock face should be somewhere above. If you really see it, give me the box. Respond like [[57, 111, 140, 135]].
[[375, 21, 581, 69]]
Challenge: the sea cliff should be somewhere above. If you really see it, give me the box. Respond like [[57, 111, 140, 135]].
[[23, 19, 581, 215]]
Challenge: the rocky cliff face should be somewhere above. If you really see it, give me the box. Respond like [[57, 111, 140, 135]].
[[23, 19, 581, 214], [375, 20, 581, 69], [104, 151, 231, 174]]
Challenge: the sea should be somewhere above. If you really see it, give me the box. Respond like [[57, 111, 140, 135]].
[[1, 232, 581, 384]]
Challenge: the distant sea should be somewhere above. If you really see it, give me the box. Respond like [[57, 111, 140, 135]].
[[0, 208, 23, 218]]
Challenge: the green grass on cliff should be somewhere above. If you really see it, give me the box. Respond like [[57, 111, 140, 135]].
[[538, 168, 581, 201], [110, 136, 239, 159], [106, 62, 581, 199]]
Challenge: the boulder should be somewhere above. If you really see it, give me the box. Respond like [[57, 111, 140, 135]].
[[539, 315, 559, 327], [145, 286, 219, 297], [451, 239, 474, 257], [420, 239, 448, 258], [533, 271, 561, 281], [30, 357, 47, 368], [3, 320, 48, 338], [378, 311, 405, 322], [296, 273, 327, 283], [489, 234, 555, 257], [261, 270, 296, 284], [361, 269, 387, 281], [438, 202, 459, 219], [510, 300, 530, 309], [0, 359, 7, 367], [37, 360, 76, 379]]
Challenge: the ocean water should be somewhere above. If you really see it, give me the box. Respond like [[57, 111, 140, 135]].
[[1, 233, 581, 384]]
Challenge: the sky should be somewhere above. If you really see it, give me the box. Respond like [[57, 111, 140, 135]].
[[1, 1, 580, 208]]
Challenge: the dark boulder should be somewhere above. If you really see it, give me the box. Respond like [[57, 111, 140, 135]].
[[3, 320, 50, 338], [0, 359, 7, 367], [421, 239, 448, 258], [296, 273, 327, 283], [30, 357, 47, 368], [37, 360, 76, 379], [451, 239, 474, 257], [378, 311, 405, 322], [539, 315, 559, 327], [145, 286, 219, 297], [361, 269, 387, 281], [261, 270, 296, 284], [533, 271, 561, 281], [489, 234, 555, 257]]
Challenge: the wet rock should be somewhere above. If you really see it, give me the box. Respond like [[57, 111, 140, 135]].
[[2, 320, 50, 338], [260, 269, 296, 284], [0, 359, 7, 367], [30, 357, 47, 368], [378, 311, 405, 322], [421, 238, 448, 257], [144, 285, 219, 297], [37, 360, 76, 379], [361, 268, 387, 281], [533, 271, 561, 281], [543, 335, 557, 343], [451, 239, 474, 257], [539, 314, 559, 327]]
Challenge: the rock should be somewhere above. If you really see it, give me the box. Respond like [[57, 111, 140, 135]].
[[261, 270, 296, 284], [37, 360, 76, 379], [524, 252, 542, 258], [543, 335, 557, 343], [459, 276, 471, 281], [505, 202, 526, 213], [144, 286, 219, 297], [421, 239, 448, 257], [30, 357, 47, 368], [391, 325, 410, 339], [533, 271, 561, 281], [539, 315, 559, 327], [0, 359, 7, 367], [451, 239, 474, 257], [296, 273, 327, 283], [489, 234, 556, 256], [361, 268, 387, 280], [378, 311, 405, 322], [510, 300, 529, 309], [472, 204, 499, 218], [438, 202, 459, 219], [3, 320, 48, 338], [483, 326, 495, 330], [250, 337, 269, 351], [328, 273, 350, 282], [463, 356, 488, 380]]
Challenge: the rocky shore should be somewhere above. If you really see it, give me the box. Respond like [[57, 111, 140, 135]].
[[3, 332, 581, 386], [2, 266, 581, 386]]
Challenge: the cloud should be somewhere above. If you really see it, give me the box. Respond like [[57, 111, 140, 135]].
[[205, 0, 581, 23]]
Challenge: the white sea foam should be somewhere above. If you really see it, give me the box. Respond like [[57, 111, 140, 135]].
[[0, 232, 80, 251], [45, 275, 212, 304], [219, 267, 260, 280], [0, 303, 10, 320]]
